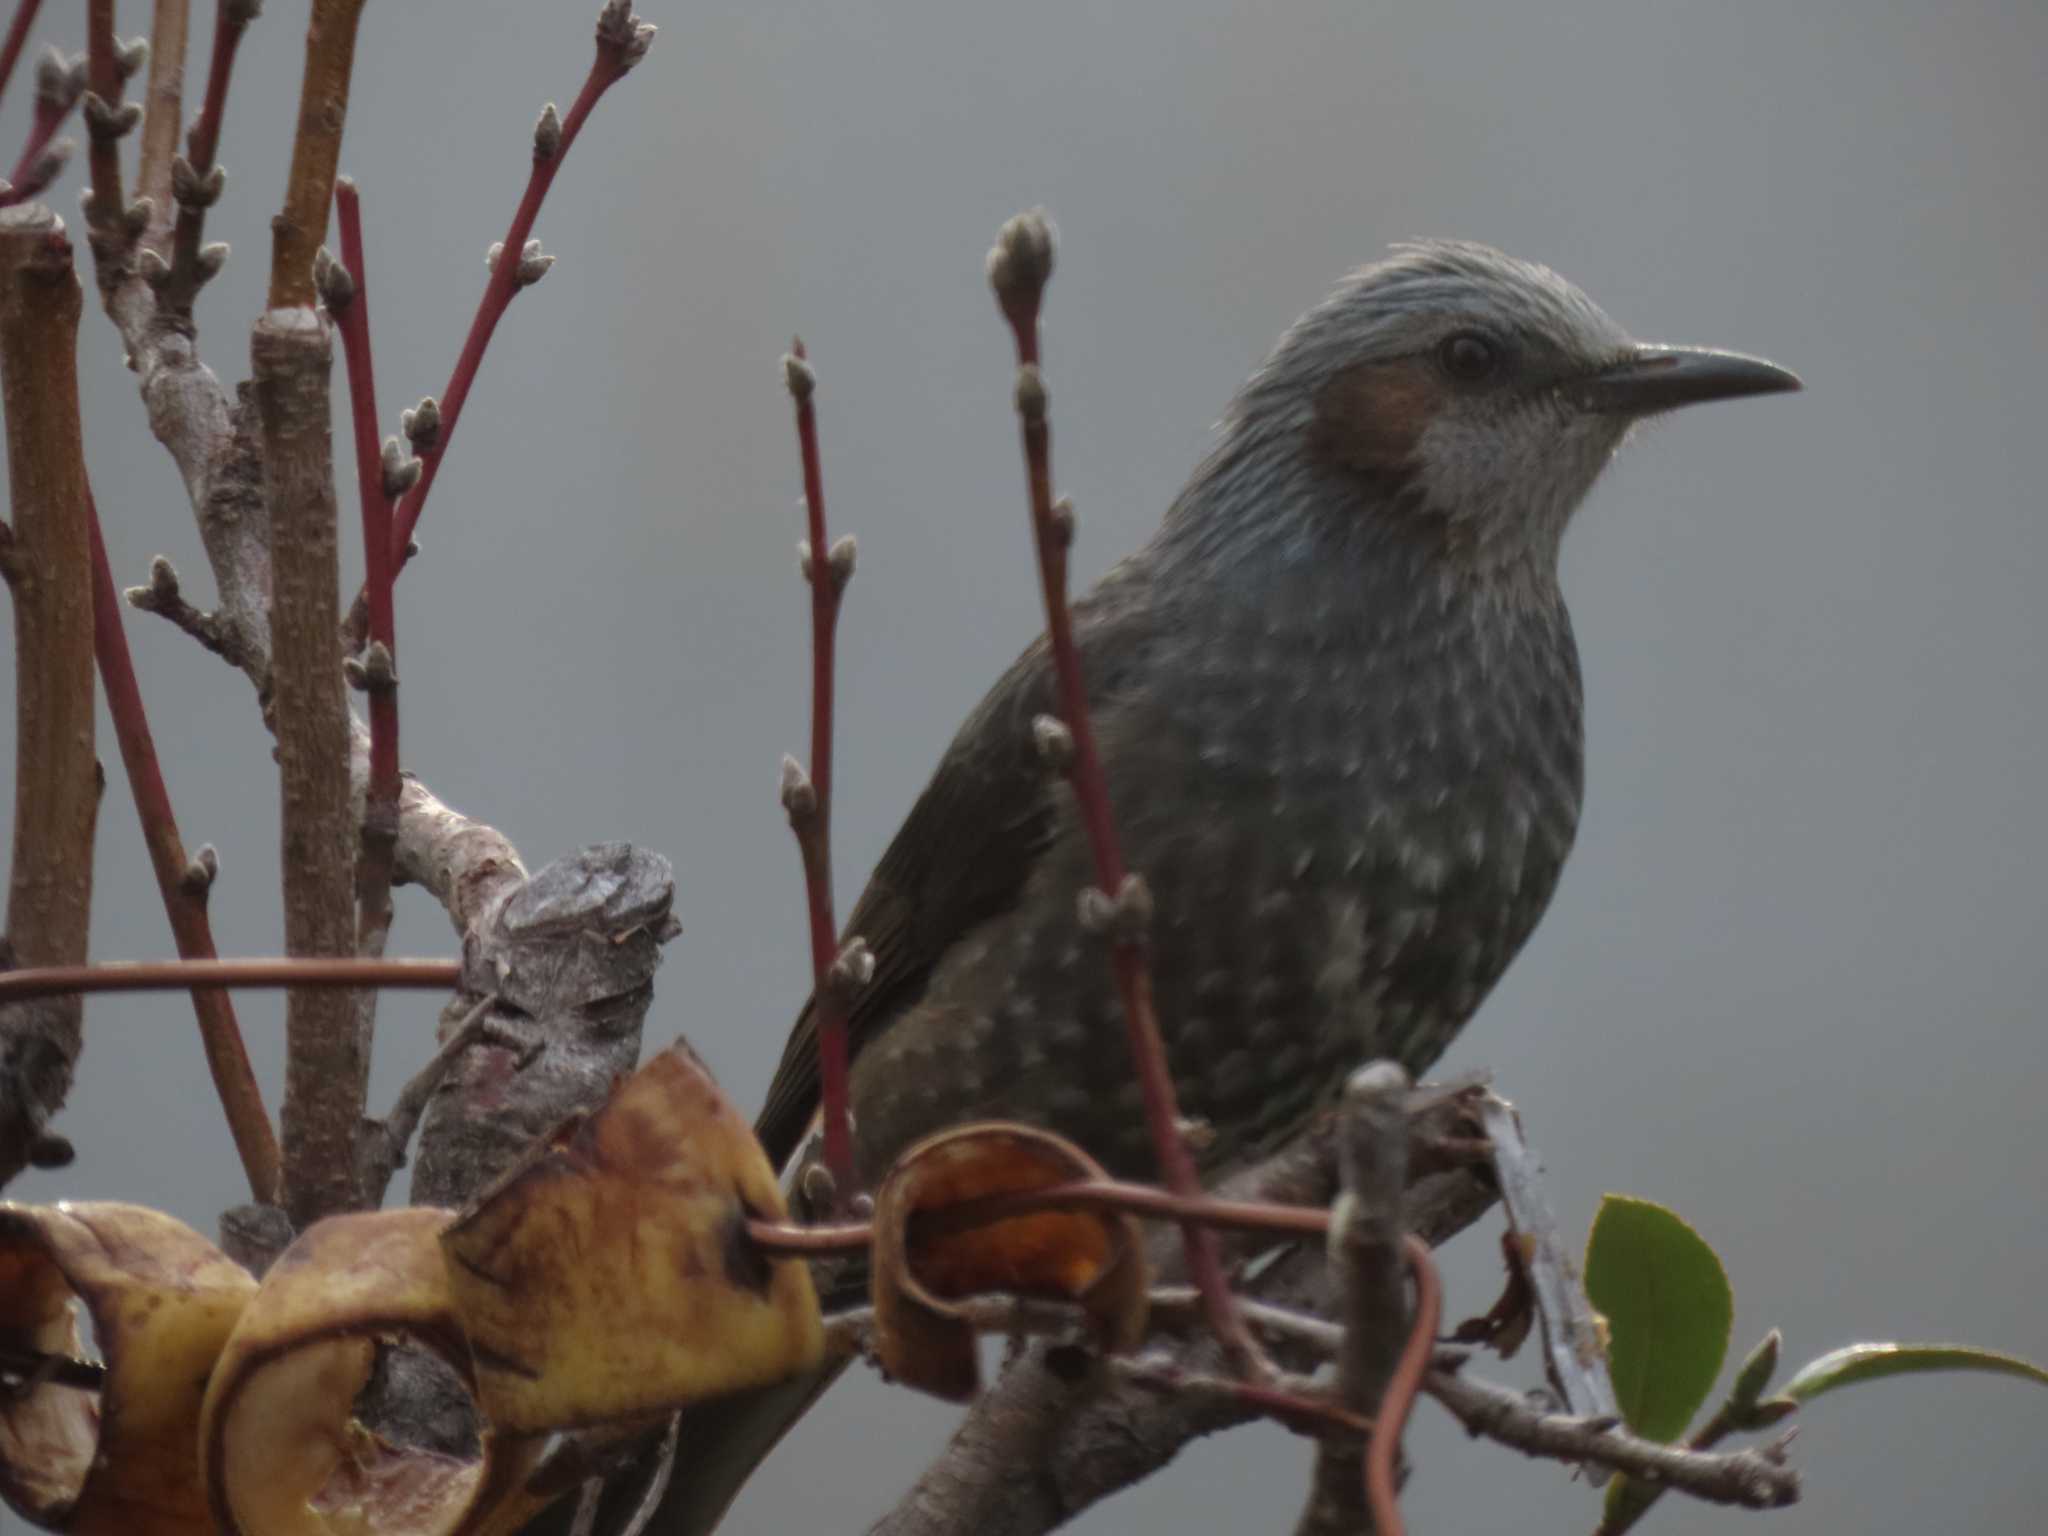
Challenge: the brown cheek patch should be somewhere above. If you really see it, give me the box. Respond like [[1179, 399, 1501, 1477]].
[[1308, 357, 1444, 487]]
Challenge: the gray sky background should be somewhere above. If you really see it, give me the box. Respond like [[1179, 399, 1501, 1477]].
[[4, 2, 2043, 1532]]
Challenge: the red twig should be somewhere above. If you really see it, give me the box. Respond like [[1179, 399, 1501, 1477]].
[[161, 0, 254, 310], [781, 340, 856, 1191], [329, 178, 400, 961], [0, 49, 81, 210], [186, 0, 251, 177], [373, 7, 653, 613], [985, 210, 1261, 1375], [85, 497, 280, 1203], [1365, 1235, 1442, 1536], [81, 0, 122, 235], [0, 0, 43, 114], [0, 957, 462, 1005]]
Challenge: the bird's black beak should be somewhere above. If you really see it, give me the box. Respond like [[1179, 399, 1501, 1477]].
[[1566, 346, 1802, 416]]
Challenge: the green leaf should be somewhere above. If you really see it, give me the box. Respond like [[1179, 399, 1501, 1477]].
[[1583, 1194, 1733, 1443], [1782, 1343, 2048, 1403]]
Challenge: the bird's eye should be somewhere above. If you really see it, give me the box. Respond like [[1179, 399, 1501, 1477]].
[[1438, 331, 1501, 383]]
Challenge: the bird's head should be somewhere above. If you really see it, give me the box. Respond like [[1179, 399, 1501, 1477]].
[[1203, 240, 1799, 578]]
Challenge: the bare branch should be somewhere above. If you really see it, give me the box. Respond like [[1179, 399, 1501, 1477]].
[[987, 206, 1257, 1374], [268, 0, 366, 308], [356, 3, 658, 638], [1296, 1063, 1412, 1536], [161, 0, 256, 317], [1477, 1090, 1621, 1439], [780, 339, 858, 1191], [133, 0, 189, 247], [0, 0, 45, 109], [355, 991, 521, 1205], [252, 304, 365, 1226], [87, 496, 279, 1202], [1425, 1361, 1800, 1511], [0, 206, 98, 1188], [81, 0, 133, 258], [328, 180, 402, 1066], [866, 1088, 1499, 1536], [0, 46, 82, 210]]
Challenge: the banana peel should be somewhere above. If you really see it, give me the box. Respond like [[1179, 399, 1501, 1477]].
[[440, 1039, 823, 1434], [197, 1206, 544, 1536], [870, 1123, 1148, 1401], [0, 1200, 256, 1535]]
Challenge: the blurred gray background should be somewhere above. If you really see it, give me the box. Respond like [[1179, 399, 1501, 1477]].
[[4, 1, 2043, 1531]]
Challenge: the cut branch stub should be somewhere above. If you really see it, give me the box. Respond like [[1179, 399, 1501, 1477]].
[[439, 1039, 823, 1435], [870, 1123, 1149, 1402], [0, 1201, 257, 1535], [197, 1206, 548, 1536]]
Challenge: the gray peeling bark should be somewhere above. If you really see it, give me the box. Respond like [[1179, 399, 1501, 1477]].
[[0, 208, 101, 1187], [252, 306, 364, 1228]]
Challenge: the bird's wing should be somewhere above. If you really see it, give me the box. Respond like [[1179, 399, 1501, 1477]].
[[752, 580, 1155, 1170]]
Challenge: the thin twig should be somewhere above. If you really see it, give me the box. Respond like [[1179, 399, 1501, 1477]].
[[86, 494, 279, 1203], [1298, 1063, 1414, 1536], [0, 44, 80, 209], [0, 207, 98, 1186], [360, 3, 656, 633], [1477, 1090, 1620, 1440], [268, 0, 366, 308], [0, 957, 461, 1005], [780, 340, 856, 1191], [253, 303, 364, 1228], [1426, 1358, 1800, 1511], [0, 0, 43, 109], [132, 0, 188, 245], [1115, 1356, 1369, 1439], [985, 208, 1259, 1376], [162, 0, 255, 316], [1592, 1331, 1798, 1535], [356, 992, 510, 1204], [328, 179, 401, 985], [80, 0, 126, 250]]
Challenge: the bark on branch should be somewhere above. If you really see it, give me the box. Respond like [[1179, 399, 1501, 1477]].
[[0, 206, 100, 1187], [252, 305, 364, 1227]]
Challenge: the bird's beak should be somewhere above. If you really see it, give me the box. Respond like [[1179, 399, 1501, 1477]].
[[1566, 346, 1802, 416]]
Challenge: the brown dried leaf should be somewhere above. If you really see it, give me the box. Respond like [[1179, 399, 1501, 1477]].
[[197, 1206, 544, 1536], [439, 1040, 823, 1434], [870, 1122, 1148, 1401], [0, 1201, 256, 1535]]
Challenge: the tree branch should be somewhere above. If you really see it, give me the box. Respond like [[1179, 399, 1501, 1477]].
[[779, 341, 859, 1192], [1477, 1089, 1621, 1435], [251, 304, 364, 1227], [80, 0, 132, 258], [133, 0, 188, 248], [1424, 1361, 1800, 1511], [354, 1, 656, 639], [0, 206, 99, 1188], [268, 0, 365, 309], [866, 1088, 1498, 1536], [986, 208, 1257, 1375], [160, 0, 253, 320], [0, 0, 43, 109], [0, 46, 82, 209], [1296, 1064, 1413, 1536], [325, 179, 402, 1027], [87, 493, 279, 1202]]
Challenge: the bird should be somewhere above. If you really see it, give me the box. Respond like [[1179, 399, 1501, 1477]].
[[646, 236, 1799, 1535]]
